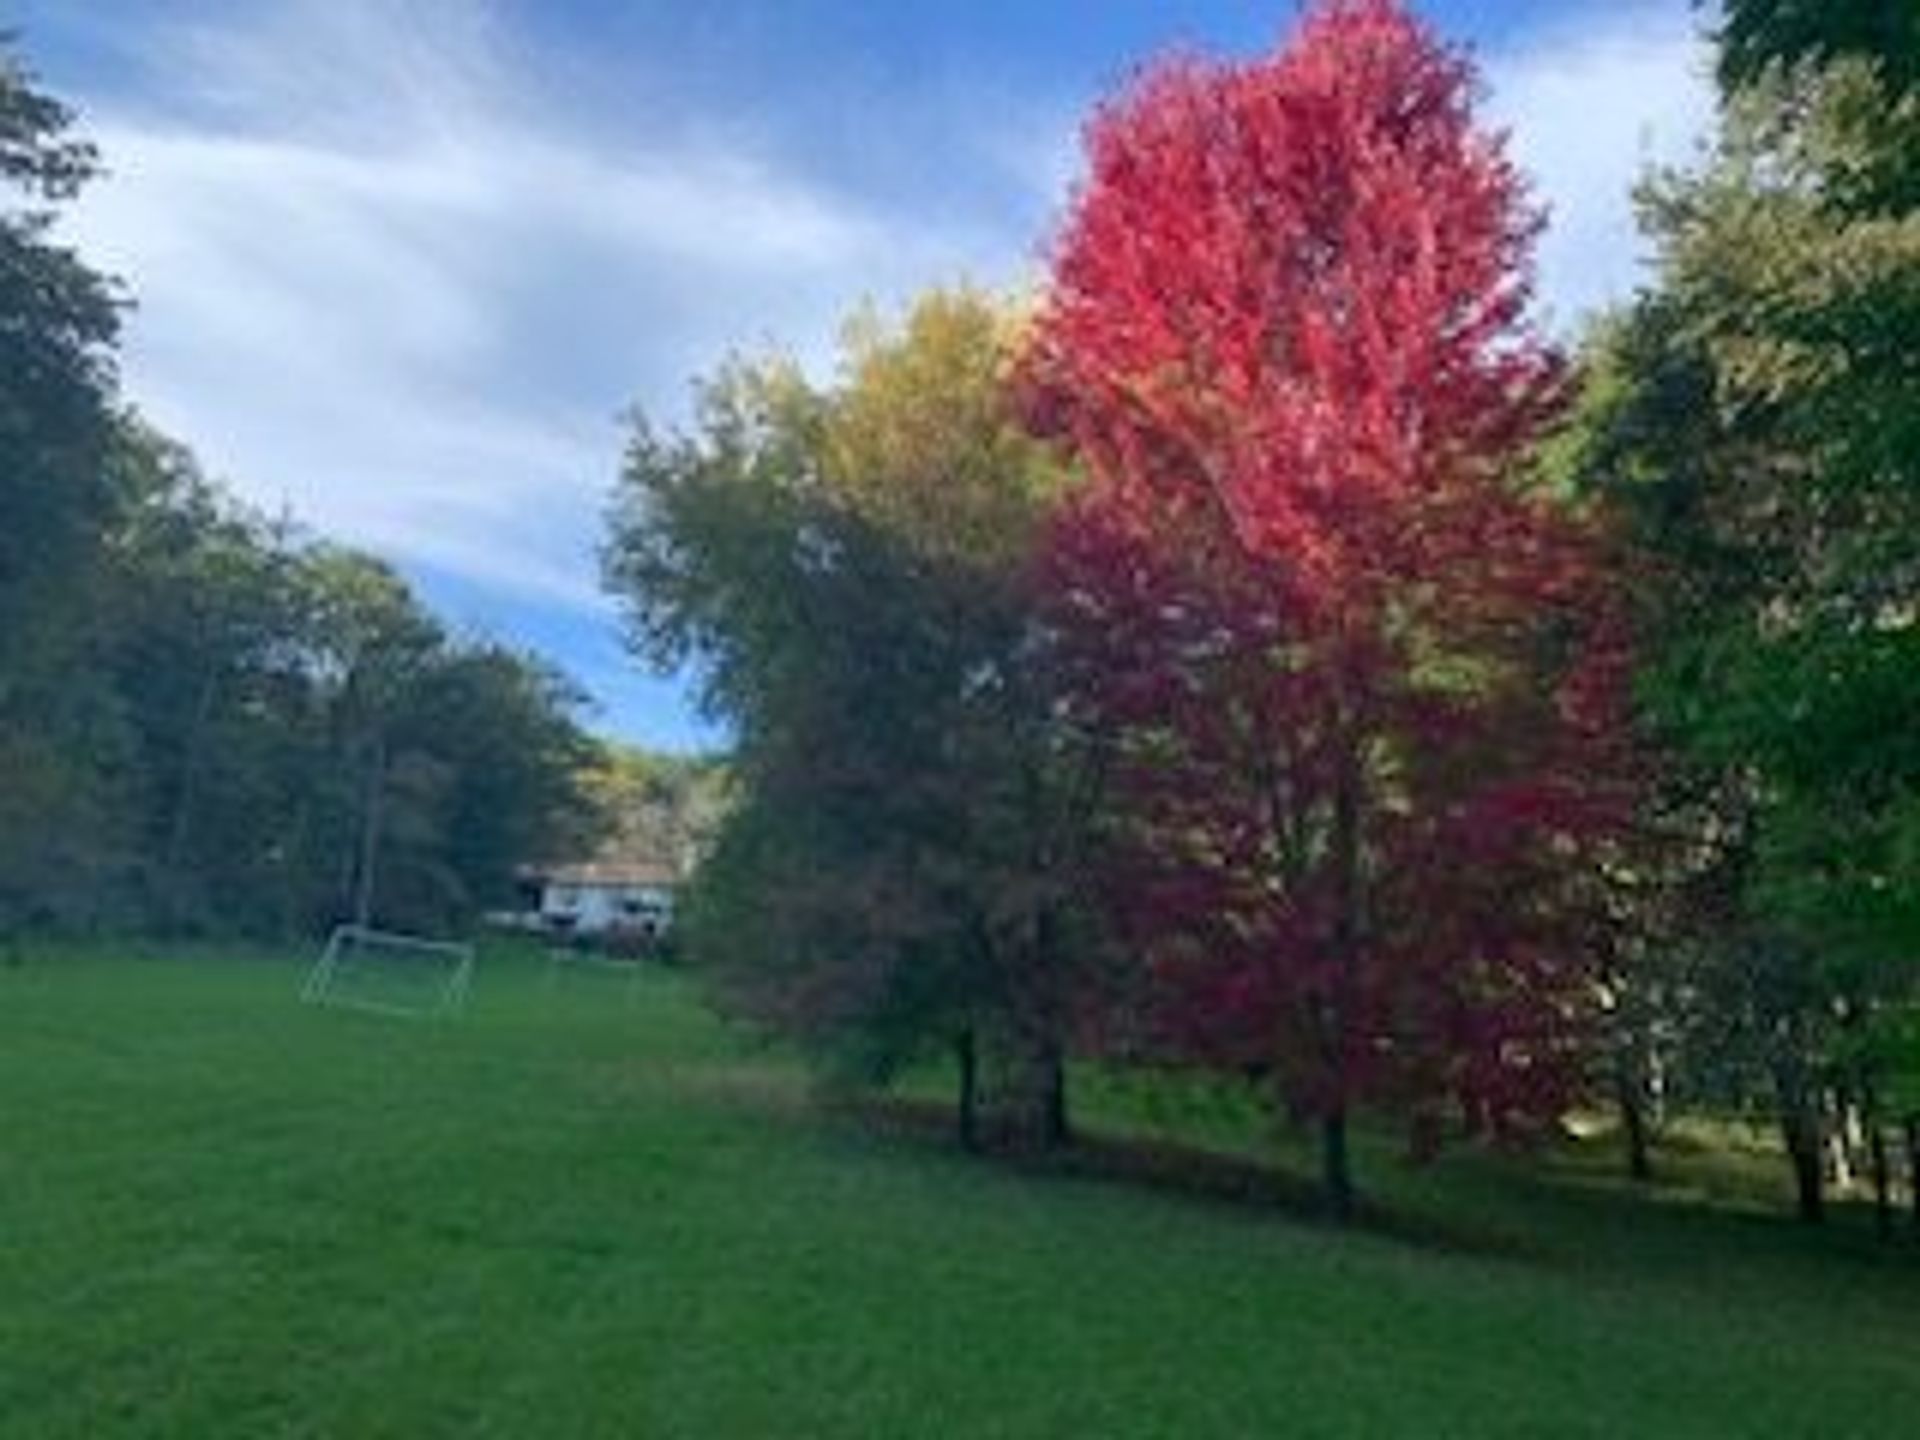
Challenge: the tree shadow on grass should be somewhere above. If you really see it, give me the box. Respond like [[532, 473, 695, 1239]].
[[827, 1093, 1532, 1262]]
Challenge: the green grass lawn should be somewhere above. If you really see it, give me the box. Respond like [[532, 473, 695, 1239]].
[[3, 944, 1916, 1438]]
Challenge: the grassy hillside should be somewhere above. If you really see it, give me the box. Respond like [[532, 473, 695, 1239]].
[[2, 945, 1915, 1437]]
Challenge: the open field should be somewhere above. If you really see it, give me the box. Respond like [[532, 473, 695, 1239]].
[[3, 944, 1917, 1438]]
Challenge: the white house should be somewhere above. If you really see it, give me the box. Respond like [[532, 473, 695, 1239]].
[[535, 860, 679, 942]]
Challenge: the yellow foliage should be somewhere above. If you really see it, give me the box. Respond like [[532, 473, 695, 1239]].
[[822, 287, 1074, 574]]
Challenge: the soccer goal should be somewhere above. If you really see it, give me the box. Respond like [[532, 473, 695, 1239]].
[[301, 925, 475, 1019]]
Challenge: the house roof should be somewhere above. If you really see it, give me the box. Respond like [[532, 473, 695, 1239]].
[[539, 860, 680, 889]]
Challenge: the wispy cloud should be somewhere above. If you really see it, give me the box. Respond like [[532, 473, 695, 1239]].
[[61, 0, 1022, 614]]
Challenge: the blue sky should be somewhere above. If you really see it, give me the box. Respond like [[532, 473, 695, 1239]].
[[11, 0, 1715, 752]]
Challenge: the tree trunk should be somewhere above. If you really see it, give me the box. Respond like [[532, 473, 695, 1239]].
[[279, 796, 313, 937], [164, 666, 222, 878], [1616, 1058, 1653, 1183], [1778, 1100, 1825, 1224], [955, 1027, 980, 1154], [1034, 1037, 1070, 1151], [1830, 1090, 1862, 1192], [1870, 1123, 1892, 1241], [1771, 1050, 1825, 1224], [1906, 1116, 1919, 1233], [1647, 1045, 1668, 1128], [1319, 723, 1362, 1221], [351, 734, 387, 929], [1789, 1135, 1825, 1224], [1322, 1108, 1355, 1222], [1030, 905, 1071, 1151]]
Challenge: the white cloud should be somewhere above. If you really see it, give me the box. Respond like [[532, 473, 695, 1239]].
[[1483, 3, 1717, 328]]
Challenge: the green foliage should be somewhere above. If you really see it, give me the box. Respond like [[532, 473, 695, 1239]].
[[1561, 38, 1920, 1196], [0, 36, 124, 916], [607, 290, 1102, 1135], [0, 37, 118, 610], [405, 645, 604, 911], [826, 291, 1071, 571], [0, 415, 599, 939], [578, 745, 730, 873], [1717, 0, 1920, 98]]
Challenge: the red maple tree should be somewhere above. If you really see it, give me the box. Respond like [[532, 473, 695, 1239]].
[[1025, 0, 1637, 1213]]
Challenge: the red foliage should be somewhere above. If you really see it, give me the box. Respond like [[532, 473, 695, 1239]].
[[1028, 0, 1638, 1147]]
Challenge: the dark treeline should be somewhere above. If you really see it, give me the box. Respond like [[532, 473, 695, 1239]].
[[0, 40, 598, 940], [606, 0, 1920, 1227]]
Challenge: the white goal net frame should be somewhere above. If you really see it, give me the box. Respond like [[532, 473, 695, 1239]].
[[301, 924, 476, 1019]]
